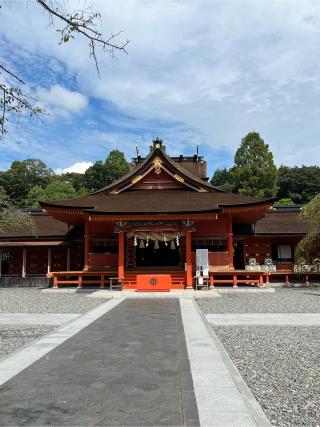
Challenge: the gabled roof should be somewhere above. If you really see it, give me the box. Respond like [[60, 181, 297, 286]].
[[93, 139, 224, 194], [40, 139, 275, 217]]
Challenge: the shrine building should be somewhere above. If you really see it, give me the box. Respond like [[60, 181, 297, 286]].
[[0, 139, 311, 290]]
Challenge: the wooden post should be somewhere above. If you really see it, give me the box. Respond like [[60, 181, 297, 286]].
[[185, 230, 193, 289], [66, 247, 70, 271], [210, 273, 214, 289], [118, 231, 125, 280], [227, 217, 234, 269], [233, 274, 238, 288], [22, 248, 27, 278], [0, 249, 2, 278], [47, 247, 51, 275], [84, 221, 89, 271], [259, 273, 264, 288]]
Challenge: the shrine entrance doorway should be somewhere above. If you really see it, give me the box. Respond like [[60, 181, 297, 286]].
[[136, 241, 180, 267]]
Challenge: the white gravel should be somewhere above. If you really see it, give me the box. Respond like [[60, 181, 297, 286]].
[[0, 288, 107, 313], [214, 326, 320, 427], [0, 325, 54, 358], [197, 287, 320, 313]]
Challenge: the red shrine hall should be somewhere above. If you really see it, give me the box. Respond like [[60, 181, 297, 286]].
[[0, 139, 311, 289]]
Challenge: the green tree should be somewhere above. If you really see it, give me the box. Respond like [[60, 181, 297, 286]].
[[210, 168, 234, 191], [277, 165, 320, 204], [0, 186, 35, 234], [59, 172, 87, 192], [0, 159, 54, 206], [105, 149, 129, 181], [83, 150, 129, 192], [273, 198, 295, 206], [23, 181, 87, 207], [295, 194, 320, 262], [231, 132, 278, 197]]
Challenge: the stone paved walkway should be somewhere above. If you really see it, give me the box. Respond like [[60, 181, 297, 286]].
[[0, 299, 199, 426]]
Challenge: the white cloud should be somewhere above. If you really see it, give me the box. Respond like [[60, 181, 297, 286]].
[[55, 161, 93, 175], [2, 1, 320, 166], [37, 84, 88, 117]]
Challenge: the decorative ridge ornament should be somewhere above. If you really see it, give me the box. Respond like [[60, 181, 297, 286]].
[[132, 175, 142, 184], [174, 174, 184, 183], [153, 157, 162, 175]]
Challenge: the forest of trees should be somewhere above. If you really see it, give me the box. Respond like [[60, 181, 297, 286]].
[[0, 150, 129, 209], [1, 133, 320, 210]]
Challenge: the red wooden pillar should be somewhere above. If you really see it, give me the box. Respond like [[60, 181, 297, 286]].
[[118, 231, 125, 281], [227, 217, 234, 269], [84, 221, 89, 271], [185, 230, 193, 289]]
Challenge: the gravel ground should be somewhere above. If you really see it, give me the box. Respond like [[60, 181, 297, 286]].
[[0, 325, 54, 358], [214, 326, 320, 426], [197, 287, 320, 313], [0, 288, 106, 313]]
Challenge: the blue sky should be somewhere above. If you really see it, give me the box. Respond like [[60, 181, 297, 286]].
[[1, 0, 320, 178]]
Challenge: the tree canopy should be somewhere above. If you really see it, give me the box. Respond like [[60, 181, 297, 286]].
[[83, 150, 129, 192], [295, 194, 320, 262], [0, 186, 35, 234], [231, 132, 278, 197], [277, 165, 320, 204], [22, 181, 88, 208], [0, 159, 55, 206]]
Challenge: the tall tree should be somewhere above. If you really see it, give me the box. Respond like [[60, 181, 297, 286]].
[[295, 194, 320, 262], [231, 132, 278, 197], [0, 159, 55, 206], [105, 150, 129, 181], [83, 150, 129, 192]]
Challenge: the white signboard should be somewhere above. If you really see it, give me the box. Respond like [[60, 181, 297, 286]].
[[196, 249, 208, 270]]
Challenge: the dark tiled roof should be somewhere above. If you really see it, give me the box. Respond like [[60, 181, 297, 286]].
[[255, 209, 307, 235], [41, 190, 273, 214], [0, 212, 72, 239]]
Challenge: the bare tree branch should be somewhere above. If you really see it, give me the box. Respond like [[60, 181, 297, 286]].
[[0, 0, 129, 137]]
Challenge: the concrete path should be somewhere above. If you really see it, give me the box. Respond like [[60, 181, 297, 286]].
[[180, 299, 270, 427], [0, 299, 123, 387], [0, 313, 79, 326], [0, 299, 199, 426], [206, 313, 320, 326]]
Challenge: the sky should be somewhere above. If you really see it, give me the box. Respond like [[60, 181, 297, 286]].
[[1, 0, 320, 177]]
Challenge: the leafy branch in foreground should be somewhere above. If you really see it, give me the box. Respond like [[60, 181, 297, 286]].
[[0, 0, 129, 137]]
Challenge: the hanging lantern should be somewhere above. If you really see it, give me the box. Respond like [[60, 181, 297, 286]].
[[154, 240, 159, 250], [170, 240, 176, 250], [139, 239, 145, 249], [176, 235, 180, 246], [134, 235, 138, 246], [164, 235, 168, 246], [146, 235, 149, 247]]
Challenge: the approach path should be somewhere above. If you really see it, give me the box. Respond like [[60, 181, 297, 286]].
[[0, 299, 199, 426]]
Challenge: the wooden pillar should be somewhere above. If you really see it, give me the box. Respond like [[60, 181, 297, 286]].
[[0, 249, 2, 278], [47, 247, 51, 275], [84, 221, 89, 271], [185, 230, 193, 289], [118, 231, 125, 280], [22, 248, 27, 278], [227, 217, 234, 269], [66, 247, 70, 271]]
